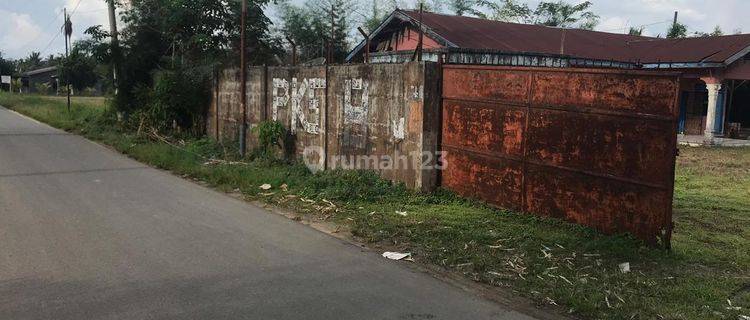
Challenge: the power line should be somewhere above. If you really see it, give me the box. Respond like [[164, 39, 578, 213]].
[[600, 19, 671, 33], [16, 9, 65, 51], [69, 0, 86, 18], [74, 8, 107, 14], [37, 0, 85, 57], [38, 30, 62, 56]]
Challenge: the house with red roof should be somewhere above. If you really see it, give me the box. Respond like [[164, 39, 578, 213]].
[[346, 10, 750, 145]]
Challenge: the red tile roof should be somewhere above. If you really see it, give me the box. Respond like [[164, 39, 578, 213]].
[[399, 10, 750, 64]]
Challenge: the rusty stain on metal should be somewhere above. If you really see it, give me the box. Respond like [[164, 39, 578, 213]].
[[441, 65, 679, 246]]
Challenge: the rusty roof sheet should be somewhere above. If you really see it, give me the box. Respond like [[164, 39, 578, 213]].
[[399, 10, 750, 64]]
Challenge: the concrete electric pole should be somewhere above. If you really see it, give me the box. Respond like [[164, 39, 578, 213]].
[[107, 0, 120, 95], [63, 8, 72, 113]]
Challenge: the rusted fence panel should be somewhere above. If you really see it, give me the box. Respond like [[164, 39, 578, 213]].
[[441, 65, 679, 245]]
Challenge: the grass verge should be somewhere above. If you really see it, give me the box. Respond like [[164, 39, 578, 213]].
[[1, 92, 748, 320]]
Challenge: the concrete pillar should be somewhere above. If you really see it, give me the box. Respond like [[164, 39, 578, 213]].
[[704, 83, 722, 140]]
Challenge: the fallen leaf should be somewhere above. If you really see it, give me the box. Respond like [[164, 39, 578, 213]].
[[259, 183, 272, 190]]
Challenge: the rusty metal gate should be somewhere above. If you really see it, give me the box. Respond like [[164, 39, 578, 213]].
[[441, 65, 680, 245]]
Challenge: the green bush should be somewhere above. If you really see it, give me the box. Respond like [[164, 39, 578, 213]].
[[251, 120, 286, 159], [132, 65, 211, 136]]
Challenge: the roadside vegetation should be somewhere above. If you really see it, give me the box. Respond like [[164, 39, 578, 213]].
[[2, 92, 748, 320]]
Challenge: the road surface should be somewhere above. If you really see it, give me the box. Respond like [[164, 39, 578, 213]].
[[0, 106, 542, 319]]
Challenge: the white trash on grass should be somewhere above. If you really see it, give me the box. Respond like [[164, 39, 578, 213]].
[[382, 252, 412, 261], [618, 262, 630, 273]]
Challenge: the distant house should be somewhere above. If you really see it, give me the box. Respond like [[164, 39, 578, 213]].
[[347, 10, 750, 142], [21, 66, 59, 94]]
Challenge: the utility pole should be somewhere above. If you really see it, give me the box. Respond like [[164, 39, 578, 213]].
[[107, 0, 120, 95], [239, 0, 248, 157], [327, 4, 335, 64], [63, 8, 72, 113], [673, 11, 678, 26]]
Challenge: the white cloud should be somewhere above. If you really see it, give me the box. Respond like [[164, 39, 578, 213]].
[[0, 9, 50, 59], [592, 0, 749, 37], [598, 16, 630, 34]]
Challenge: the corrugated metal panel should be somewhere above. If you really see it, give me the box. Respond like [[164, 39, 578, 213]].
[[397, 10, 750, 64], [441, 65, 680, 246]]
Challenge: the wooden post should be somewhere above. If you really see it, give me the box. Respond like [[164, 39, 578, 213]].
[[412, 3, 424, 62], [327, 4, 335, 64], [214, 68, 220, 139], [239, 0, 247, 157], [357, 27, 370, 63], [417, 3, 424, 62], [286, 36, 297, 66]]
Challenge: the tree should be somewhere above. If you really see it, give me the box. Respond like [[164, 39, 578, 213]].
[[0, 52, 15, 76], [279, 2, 326, 61], [58, 42, 99, 93], [488, 0, 599, 30], [533, 1, 598, 29], [311, 0, 354, 63], [450, 0, 489, 17], [420, 0, 445, 13], [363, 0, 388, 33], [710, 25, 724, 36], [278, 0, 352, 63], [693, 25, 725, 38], [489, 0, 532, 23], [0, 52, 16, 92], [666, 22, 687, 38], [43, 54, 61, 68], [628, 27, 643, 36], [17, 51, 43, 72], [87, 0, 281, 116], [27, 52, 42, 67]]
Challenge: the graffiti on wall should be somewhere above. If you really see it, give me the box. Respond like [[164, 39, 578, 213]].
[[409, 85, 424, 101], [343, 78, 369, 125], [272, 77, 326, 134], [392, 117, 405, 140], [271, 76, 411, 141], [343, 77, 408, 141]]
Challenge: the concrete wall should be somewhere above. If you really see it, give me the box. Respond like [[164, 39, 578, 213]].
[[208, 62, 440, 191]]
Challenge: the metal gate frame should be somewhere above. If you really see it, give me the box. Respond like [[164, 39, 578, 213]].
[[440, 65, 680, 246]]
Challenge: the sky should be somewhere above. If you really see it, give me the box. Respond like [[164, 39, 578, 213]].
[[2, 0, 750, 60]]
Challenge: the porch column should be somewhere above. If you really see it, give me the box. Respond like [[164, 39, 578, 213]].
[[704, 83, 722, 140]]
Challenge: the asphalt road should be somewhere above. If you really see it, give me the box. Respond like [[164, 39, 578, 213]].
[[0, 106, 541, 320]]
